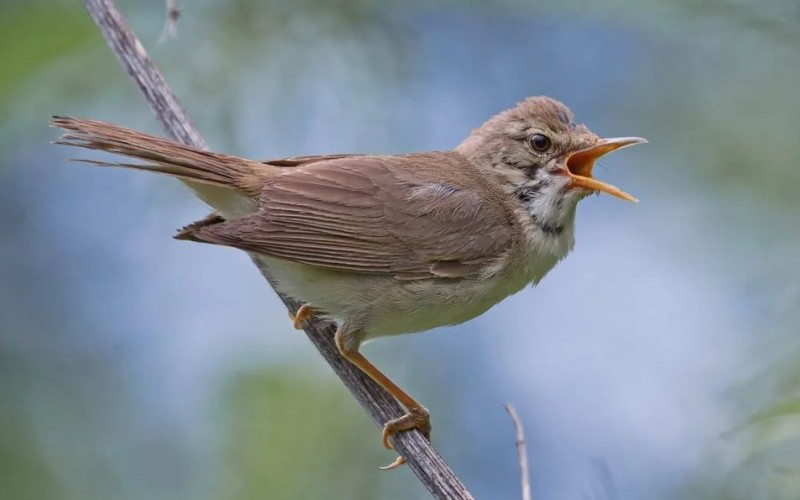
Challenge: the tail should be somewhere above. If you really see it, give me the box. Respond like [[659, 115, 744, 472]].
[[51, 116, 278, 205]]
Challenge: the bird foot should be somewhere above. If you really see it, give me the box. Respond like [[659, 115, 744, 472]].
[[379, 405, 431, 470], [288, 304, 314, 329], [379, 455, 407, 471]]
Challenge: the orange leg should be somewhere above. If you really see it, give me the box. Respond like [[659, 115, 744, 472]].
[[288, 304, 314, 330], [335, 326, 431, 470]]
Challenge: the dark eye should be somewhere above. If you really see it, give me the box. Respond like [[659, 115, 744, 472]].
[[528, 133, 551, 153]]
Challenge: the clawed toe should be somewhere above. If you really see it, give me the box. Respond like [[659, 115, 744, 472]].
[[378, 406, 431, 469], [381, 405, 431, 449], [379, 455, 407, 470], [288, 304, 314, 329]]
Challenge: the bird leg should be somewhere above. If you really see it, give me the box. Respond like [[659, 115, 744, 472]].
[[334, 326, 431, 470], [288, 304, 314, 330]]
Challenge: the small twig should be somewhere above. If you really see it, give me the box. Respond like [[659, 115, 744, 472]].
[[504, 403, 532, 500], [159, 0, 180, 43], [79, 1, 473, 498]]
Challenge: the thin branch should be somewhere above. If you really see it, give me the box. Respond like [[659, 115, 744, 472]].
[[81, 1, 472, 498], [504, 404, 532, 500], [158, 0, 180, 43]]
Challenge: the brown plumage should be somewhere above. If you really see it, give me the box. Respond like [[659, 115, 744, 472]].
[[191, 154, 515, 278], [51, 96, 645, 469], [52, 116, 276, 197], [52, 116, 517, 279]]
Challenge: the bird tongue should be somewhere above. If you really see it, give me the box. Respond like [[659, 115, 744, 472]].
[[566, 136, 647, 203]]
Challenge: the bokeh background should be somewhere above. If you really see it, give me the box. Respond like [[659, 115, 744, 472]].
[[2, 1, 799, 499]]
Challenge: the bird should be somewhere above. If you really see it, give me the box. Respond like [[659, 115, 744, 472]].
[[51, 96, 645, 469]]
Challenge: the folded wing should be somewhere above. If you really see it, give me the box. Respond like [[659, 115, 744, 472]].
[[185, 154, 513, 279]]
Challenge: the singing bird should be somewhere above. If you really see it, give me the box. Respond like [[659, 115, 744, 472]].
[[52, 96, 645, 469]]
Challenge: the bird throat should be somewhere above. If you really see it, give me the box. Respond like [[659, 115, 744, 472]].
[[512, 179, 579, 239]]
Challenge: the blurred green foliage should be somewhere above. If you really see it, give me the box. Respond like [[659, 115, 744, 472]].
[[0, 351, 61, 500], [0, 2, 93, 105], [218, 367, 415, 499]]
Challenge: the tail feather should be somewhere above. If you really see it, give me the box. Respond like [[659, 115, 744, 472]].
[[51, 116, 276, 198], [173, 213, 226, 241], [70, 158, 218, 182]]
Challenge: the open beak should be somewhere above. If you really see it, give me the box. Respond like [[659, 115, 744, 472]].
[[565, 136, 647, 202]]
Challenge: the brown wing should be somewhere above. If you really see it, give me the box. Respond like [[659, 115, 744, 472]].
[[188, 153, 514, 279], [262, 153, 364, 167]]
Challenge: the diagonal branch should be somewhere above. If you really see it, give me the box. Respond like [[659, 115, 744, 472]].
[[81, 0, 472, 498]]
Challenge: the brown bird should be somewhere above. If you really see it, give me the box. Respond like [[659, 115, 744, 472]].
[[52, 96, 645, 469]]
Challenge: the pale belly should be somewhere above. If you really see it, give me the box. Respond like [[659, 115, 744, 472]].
[[258, 249, 562, 343], [359, 273, 532, 339]]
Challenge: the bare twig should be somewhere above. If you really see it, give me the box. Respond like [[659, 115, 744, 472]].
[[504, 404, 532, 500], [159, 0, 180, 42], [80, 1, 473, 498]]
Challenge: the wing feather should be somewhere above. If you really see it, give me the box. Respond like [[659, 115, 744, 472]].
[[190, 153, 514, 278]]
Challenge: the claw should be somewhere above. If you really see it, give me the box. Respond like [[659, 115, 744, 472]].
[[381, 405, 432, 450], [382, 426, 394, 450], [379, 455, 407, 471], [289, 304, 313, 329]]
